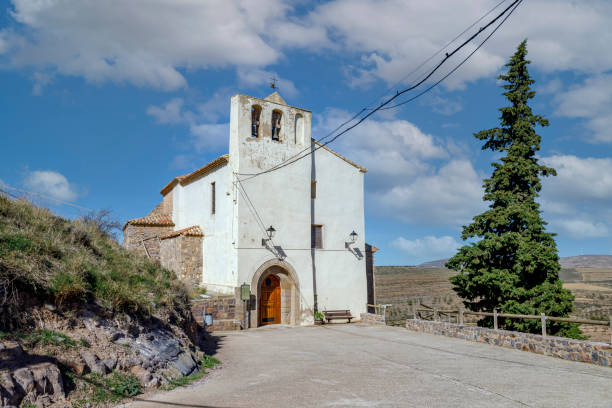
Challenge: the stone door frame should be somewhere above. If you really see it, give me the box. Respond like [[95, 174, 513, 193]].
[[250, 259, 301, 327]]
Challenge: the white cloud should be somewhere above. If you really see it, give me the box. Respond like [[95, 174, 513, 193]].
[[539, 155, 612, 239], [189, 123, 229, 152], [541, 155, 612, 204], [146, 98, 188, 125], [376, 160, 484, 225], [23, 170, 78, 201], [2, 0, 610, 94], [314, 109, 483, 225], [147, 91, 232, 158], [391, 235, 461, 261], [538, 77, 562, 95], [554, 74, 612, 143], [31, 71, 53, 95], [552, 219, 609, 239], [420, 94, 462, 116], [3, 0, 295, 90], [309, 0, 612, 89]]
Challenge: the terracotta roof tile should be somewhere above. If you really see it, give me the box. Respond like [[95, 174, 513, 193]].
[[160, 155, 229, 195], [159, 225, 204, 240], [122, 214, 175, 230]]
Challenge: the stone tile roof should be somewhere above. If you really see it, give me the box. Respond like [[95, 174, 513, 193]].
[[313, 139, 368, 173], [160, 154, 229, 195], [265, 91, 287, 105], [159, 225, 204, 240], [123, 214, 175, 229]]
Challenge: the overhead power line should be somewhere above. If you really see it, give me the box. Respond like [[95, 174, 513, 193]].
[[0, 184, 96, 213], [238, 0, 523, 181], [240, 0, 523, 181]]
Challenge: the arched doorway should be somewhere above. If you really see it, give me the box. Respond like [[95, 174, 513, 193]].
[[259, 274, 281, 325], [251, 259, 301, 327]]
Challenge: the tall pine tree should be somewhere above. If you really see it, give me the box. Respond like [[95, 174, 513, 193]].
[[446, 40, 581, 338]]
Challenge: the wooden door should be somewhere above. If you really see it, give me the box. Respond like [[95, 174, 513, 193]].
[[259, 275, 281, 325]]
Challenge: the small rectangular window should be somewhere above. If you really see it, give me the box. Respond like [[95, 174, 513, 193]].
[[311, 225, 322, 249], [211, 182, 216, 215], [311, 181, 317, 199]]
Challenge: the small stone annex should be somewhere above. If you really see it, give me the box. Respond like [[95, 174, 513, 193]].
[[123, 91, 376, 328]]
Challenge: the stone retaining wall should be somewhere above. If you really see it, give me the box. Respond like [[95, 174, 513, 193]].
[[192, 296, 242, 332], [360, 312, 385, 326], [405, 319, 611, 367]]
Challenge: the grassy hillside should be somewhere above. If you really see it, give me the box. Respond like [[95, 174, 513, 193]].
[[0, 194, 191, 330]]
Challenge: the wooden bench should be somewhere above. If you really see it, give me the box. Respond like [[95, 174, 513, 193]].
[[323, 310, 354, 324]]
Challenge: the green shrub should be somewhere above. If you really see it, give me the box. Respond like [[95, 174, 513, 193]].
[[25, 329, 76, 348]]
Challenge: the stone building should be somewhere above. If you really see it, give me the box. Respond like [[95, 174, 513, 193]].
[[124, 92, 373, 326]]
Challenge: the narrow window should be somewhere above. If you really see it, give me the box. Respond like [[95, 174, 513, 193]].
[[311, 181, 317, 199], [251, 105, 261, 137], [211, 182, 216, 215], [272, 110, 282, 141], [311, 225, 322, 249], [295, 113, 304, 144]]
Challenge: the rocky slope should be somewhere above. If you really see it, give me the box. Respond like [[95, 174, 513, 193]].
[[0, 194, 208, 407]]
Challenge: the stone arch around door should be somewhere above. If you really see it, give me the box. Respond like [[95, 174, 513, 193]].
[[250, 259, 301, 327]]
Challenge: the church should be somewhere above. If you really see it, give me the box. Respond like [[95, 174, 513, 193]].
[[123, 92, 374, 326]]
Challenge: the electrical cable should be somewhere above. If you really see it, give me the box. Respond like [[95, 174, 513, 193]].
[[238, 0, 522, 181], [237, 0, 512, 180], [379, 0, 522, 111]]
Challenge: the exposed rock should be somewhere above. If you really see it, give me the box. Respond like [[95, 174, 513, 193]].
[[109, 331, 124, 342], [0, 370, 21, 407], [62, 360, 87, 376], [166, 352, 197, 379], [80, 352, 108, 376], [103, 355, 117, 371], [130, 365, 152, 385], [0, 343, 65, 408], [12, 367, 35, 395]]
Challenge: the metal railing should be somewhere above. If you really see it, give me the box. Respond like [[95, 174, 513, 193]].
[[410, 299, 612, 344]]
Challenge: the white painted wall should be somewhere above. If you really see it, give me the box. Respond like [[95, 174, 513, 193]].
[[168, 93, 367, 319], [229, 93, 367, 323], [173, 164, 237, 294]]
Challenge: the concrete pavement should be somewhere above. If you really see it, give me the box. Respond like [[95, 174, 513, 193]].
[[126, 324, 612, 408]]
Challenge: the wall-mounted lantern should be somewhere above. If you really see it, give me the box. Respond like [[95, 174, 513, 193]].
[[267, 226, 276, 240], [262, 225, 276, 246], [348, 230, 358, 245]]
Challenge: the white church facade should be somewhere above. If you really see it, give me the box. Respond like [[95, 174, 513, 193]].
[[123, 92, 373, 326]]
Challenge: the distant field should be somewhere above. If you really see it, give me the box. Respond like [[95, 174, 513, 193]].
[[375, 265, 612, 341]]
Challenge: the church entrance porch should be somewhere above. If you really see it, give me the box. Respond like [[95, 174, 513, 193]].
[[251, 260, 301, 327]]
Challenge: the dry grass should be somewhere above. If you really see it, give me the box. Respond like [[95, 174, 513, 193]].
[[0, 194, 191, 330], [564, 283, 612, 292]]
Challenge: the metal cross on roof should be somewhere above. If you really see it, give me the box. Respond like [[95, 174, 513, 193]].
[[270, 76, 278, 89]]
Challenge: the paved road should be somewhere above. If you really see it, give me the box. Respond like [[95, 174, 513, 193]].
[[127, 324, 612, 408]]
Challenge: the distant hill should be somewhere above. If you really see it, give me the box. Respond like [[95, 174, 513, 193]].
[[558, 255, 612, 268], [417, 255, 612, 269]]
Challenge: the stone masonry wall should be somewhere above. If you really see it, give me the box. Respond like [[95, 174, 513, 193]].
[[191, 296, 242, 331], [180, 235, 203, 286], [405, 319, 612, 367], [160, 235, 181, 277], [123, 225, 173, 262], [160, 235, 203, 287], [360, 312, 385, 326]]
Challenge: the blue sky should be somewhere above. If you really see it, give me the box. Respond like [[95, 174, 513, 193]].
[[1, 0, 612, 265]]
